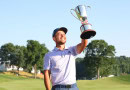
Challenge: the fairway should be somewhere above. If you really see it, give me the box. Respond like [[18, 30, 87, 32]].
[[0, 74, 130, 90], [77, 76, 130, 90], [0, 74, 45, 90]]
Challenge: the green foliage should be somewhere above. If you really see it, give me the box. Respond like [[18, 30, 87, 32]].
[[76, 40, 130, 80], [1, 39, 130, 81], [76, 58, 87, 80], [85, 40, 115, 57], [112, 56, 130, 76], [26, 40, 49, 72], [76, 56, 130, 80], [10, 45, 26, 69], [84, 40, 116, 79], [0, 40, 49, 74], [0, 43, 15, 61]]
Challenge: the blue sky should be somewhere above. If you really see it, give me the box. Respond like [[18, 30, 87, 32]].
[[0, 0, 130, 57]]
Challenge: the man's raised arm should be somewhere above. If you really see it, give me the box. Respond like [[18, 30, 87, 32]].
[[76, 39, 88, 54]]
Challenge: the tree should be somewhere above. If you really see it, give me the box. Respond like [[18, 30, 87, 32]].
[[36, 44, 49, 71], [26, 40, 48, 78], [76, 58, 87, 80], [84, 40, 116, 79], [114, 56, 130, 75], [0, 43, 15, 62], [10, 45, 26, 74]]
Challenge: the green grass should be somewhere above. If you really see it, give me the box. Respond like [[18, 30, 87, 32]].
[[77, 75, 130, 90], [0, 74, 130, 90], [0, 74, 45, 90]]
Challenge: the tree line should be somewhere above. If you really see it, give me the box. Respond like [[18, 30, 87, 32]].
[[0, 39, 130, 80], [76, 40, 130, 80], [0, 40, 49, 78]]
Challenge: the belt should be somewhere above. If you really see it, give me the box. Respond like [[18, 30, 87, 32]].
[[52, 83, 77, 89]]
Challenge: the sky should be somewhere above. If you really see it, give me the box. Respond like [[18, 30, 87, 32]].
[[0, 0, 130, 58]]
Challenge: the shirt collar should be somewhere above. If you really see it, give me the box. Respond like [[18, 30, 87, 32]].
[[53, 46, 68, 51]]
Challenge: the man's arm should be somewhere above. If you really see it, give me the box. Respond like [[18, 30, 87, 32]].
[[76, 39, 88, 54], [44, 70, 51, 90]]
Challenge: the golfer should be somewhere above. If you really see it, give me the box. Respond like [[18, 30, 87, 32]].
[[44, 27, 88, 90]]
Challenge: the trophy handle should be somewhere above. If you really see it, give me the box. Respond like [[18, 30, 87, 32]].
[[70, 9, 80, 21]]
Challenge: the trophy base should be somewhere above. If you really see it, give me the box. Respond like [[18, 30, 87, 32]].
[[81, 29, 96, 39]]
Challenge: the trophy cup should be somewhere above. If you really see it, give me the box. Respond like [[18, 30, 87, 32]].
[[71, 5, 96, 39]]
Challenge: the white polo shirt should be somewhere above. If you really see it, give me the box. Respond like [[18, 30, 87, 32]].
[[44, 46, 78, 86]]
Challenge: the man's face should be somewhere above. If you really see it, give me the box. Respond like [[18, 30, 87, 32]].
[[53, 30, 66, 45]]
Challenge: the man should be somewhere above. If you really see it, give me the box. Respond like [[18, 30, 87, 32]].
[[44, 27, 88, 90]]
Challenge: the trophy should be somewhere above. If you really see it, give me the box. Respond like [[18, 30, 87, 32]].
[[71, 5, 96, 39]]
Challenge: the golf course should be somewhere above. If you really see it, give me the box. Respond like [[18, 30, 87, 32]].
[[0, 73, 130, 90]]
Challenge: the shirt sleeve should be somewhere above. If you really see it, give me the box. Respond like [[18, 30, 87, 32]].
[[43, 54, 51, 70], [68, 46, 79, 56]]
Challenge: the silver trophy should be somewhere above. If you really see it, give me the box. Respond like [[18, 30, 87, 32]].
[[71, 5, 96, 39]]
